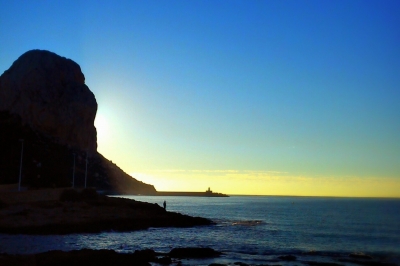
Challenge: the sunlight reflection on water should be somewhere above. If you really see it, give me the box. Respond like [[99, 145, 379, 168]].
[[1, 196, 399, 265]]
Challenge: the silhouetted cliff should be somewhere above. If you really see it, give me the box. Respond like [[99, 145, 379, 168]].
[[0, 50, 97, 152], [0, 50, 155, 194]]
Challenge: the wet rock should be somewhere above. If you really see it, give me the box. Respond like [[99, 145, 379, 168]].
[[169, 247, 222, 258]]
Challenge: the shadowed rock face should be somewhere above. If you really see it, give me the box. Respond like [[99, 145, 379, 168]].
[[0, 50, 97, 152], [0, 50, 156, 194]]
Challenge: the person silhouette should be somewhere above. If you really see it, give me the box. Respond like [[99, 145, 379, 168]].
[[163, 200, 166, 210]]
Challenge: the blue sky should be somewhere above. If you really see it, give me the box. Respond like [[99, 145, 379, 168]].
[[1, 0, 399, 196]]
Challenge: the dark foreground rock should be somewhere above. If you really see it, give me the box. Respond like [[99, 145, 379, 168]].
[[0, 248, 397, 266], [0, 249, 151, 266], [0, 248, 222, 266], [169, 247, 222, 258], [0, 190, 213, 235]]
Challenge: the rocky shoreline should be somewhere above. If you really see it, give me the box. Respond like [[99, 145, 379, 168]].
[[0, 247, 397, 266], [0, 189, 213, 235], [0, 190, 398, 265], [0, 248, 218, 266]]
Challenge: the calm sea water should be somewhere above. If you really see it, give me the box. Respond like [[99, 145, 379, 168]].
[[1, 196, 399, 264]]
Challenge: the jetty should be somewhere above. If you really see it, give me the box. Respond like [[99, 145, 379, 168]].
[[155, 187, 229, 197]]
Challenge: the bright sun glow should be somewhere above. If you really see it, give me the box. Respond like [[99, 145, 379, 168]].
[[94, 113, 109, 141]]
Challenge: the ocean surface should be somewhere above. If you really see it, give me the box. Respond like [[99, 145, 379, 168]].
[[1, 196, 400, 265]]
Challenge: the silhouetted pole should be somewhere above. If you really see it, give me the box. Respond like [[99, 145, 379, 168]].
[[84, 152, 88, 188], [72, 153, 76, 188], [18, 139, 24, 192]]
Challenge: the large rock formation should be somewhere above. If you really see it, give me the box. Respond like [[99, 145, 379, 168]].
[[0, 50, 156, 194], [0, 50, 97, 152]]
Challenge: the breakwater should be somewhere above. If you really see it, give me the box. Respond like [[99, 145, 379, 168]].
[[155, 191, 229, 197]]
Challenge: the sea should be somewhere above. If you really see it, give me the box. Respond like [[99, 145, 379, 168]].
[[1, 196, 399, 265]]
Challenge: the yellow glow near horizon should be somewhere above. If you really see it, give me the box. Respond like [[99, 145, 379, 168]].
[[130, 170, 400, 198]]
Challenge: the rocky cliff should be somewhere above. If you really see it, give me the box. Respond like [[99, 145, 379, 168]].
[[0, 50, 156, 194], [0, 50, 97, 152]]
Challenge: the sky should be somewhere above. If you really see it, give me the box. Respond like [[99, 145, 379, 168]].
[[1, 0, 399, 197]]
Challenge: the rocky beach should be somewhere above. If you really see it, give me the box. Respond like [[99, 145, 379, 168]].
[[0, 189, 221, 265], [0, 188, 212, 235], [1, 192, 398, 266]]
